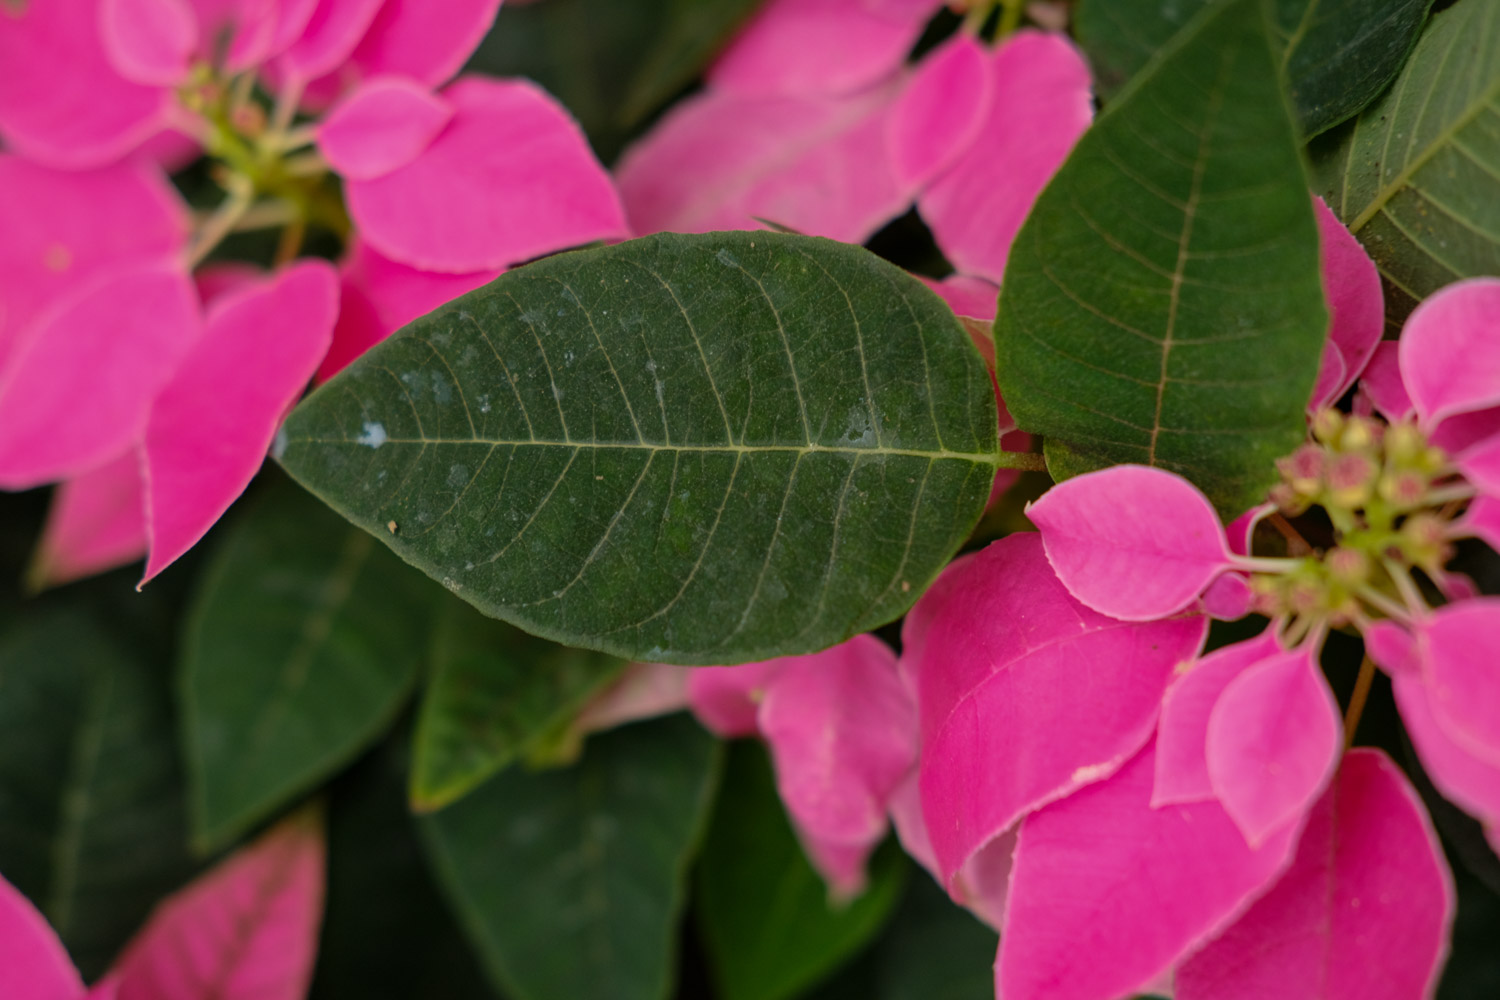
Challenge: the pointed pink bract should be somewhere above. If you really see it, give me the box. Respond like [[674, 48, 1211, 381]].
[[344, 0, 503, 88], [572, 662, 689, 737], [917, 31, 1092, 284], [887, 34, 993, 190], [1205, 646, 1342, 846], [907, 533, 1206, 884], [347, 76, 626, 272], [1357, 341, 1413, 421], [1308, 197, 1383, 410], [1400, 277, 1500, 429], [0, 874, 86, 1000], [35, 452, 149, 587], [687, 661, 785, 738], [1177, 749, 1455, 1000], [1153, 629, 1282, 807], [318, 77, 453, 180], [1456, 433, 1500, 498], [100, 0, 198, 86], [1394, 674, 1500, 842], [1028, 464, 1232, 620], [1455, 495, 1500, 552], [1416, 599, 1500, 766], [271, 0, 386, 82], [998, 740, 1301, 1000]]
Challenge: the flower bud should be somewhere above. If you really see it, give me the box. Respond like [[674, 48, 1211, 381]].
[[1385, 421, 1427, 466], [1339, 415, 1379, 452], [1327, 452, 1376, 508], [1378, 469, 1427, 508], [1276, 444, 1326, 496], [1326, 546, 1369, 586], [1311, 408, 1344, 444], [1400, 513, 1451, 570]]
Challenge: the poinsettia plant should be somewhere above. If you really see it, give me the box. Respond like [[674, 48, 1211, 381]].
[[1, 0, 1498, 998]]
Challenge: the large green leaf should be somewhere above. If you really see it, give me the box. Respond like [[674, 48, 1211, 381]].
[[0, 609, 194, 979], [468, 0, 762, 162], [1313, 0, 1500, 316], [419, 715, 721, 1000], [995, 0, 1328, 516], [181, 477, 439, 851], [279, 232, 998, 664], [1076, 0, 1432, 137], [696, 742, 906, 1000], [410, 597, 625, 812]]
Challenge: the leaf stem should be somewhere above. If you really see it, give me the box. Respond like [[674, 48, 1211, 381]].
[[994, 450, 1049, 472], [1343, 654, 1377, 748]]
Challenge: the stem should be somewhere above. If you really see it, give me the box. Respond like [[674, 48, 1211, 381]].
[[997, 0, 1025, 36], [1427, 484, 1477, 505], [1383, 559, 1430, 616], [995, 450, 1049, 472], [187, 178, 255, 267], [1355, 584, 1412, 624], [270, 76, 306, 138], [231, 199, 299, 232], [1230, 555, 1303, 574], [273, 123, 318, 153], [1268, 512, 1311, 556], [273, 216, 307, 267], [961, 1, 993, 35], [1343, 655, 1377, 748]]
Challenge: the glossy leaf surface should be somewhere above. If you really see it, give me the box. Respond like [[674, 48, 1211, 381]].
[[420, 715, 721, 1000], [410, 596, 626, 811], [1314, 0, 1500, 316], [696, 742, 906, 1000], [0, 609, 193, 981], [280, 232, 998, 664], [181, 478, 437, 850], [995, 0, 1327, 516], [1076, 0, 1431, 136]]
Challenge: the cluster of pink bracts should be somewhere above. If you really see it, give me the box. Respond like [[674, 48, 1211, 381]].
[[3, 0, 1498, 998]]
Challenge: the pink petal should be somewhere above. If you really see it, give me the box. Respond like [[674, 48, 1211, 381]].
[[687, 661, 786, 737], [345, 0, 503, 88], [998, 740, 1301, 1000], [951, 827, 1016, 930], [1154, 629, 1283, 807], [271, 0, 385, 82], [571, 662, 689, 737], [1457, 432, 1500, 498], [194, 262, 264, 306], [1400, 277, 1500, 429], [1202, 572, 1253, 620], [908, 533, 1207, 884], [888, 33, 993, 190], [347, 76, 627, 272], [317, 238, 499, 381], [1205, 646, 1342, 846], [1454, 494, 1500, 551], [141, 260, 338, 581], [1415, 599, 1500, 767], [1428, 405, 1500, 458], [0, 157, 189, 376], [1357, 341, 1413, 421], [1395, 674, 1500, 838], [1177, 749, 1455, 1000], [1308, 197, 1383, 411], [616, 79, 909, 242], [318, 76, 453, 180], [887, 768, 937, 875], [924, 274, 999, 323], [0, 873, 86, 1000], [756, 635, 917, 897], [917, 31, 1092, 284], [1224, 501, 1274, 556], [0, 0, 180, 168], [34, 452, 148, 587], [0, 264, 201, 489], [1364, 619, 1419, 678], [100, 0, 198, 86], [707, 0, 941, 97], [112, 811, 325, 1000], [1028, 464, 1233, 620], [266, 0, 321, 57]]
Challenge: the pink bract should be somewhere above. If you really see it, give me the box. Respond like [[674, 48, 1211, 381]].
[[1153, 629, 1282, 807], [687, 660, 786, 738], [1205, 645, 1341, 847], [0, 263, 201, 490], [141, 261, 338, 582], [346, 76, 627, 272], [887, 33, 993, 190], [343, 0, 504, 89], [1415, 599, 1500, 767], [1358, 342, 1413, 420], [1398, 277, 1500, 429], [916, 30, 1092, 285], [1177, 749, 1454, 1000], [318, 239, 500, 381], [905, 533, 1207, 884], [707, 0, 941, 97], [271, 0, 386, 83], [616, 79, 909, 243], [1393, 674, 1500, 850], [998, 740, 1301, 1000], [1027, 464, 1233, 620], [100, 0, 199, 86], [0, 873, 86, 1000], [317, 76, 453, 180], [112, 813, 325, 1000], [1308, 197, 1383, 411], [34, 453, 149, 588]]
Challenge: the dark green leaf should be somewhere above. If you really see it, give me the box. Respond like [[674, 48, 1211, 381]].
[[1312, 0, 1500, 314], [0, 609, 194, 979], [1076, 0, 1432, 136], [696, 742, 905, 1000], [419, 715, 721, 1000], [410, 597, 625, 812], [181, 476, 438, 851], [311, 746, 497, 1000], [996, 0, 1327, 516], [874, 876, 997, 1000], [279, 232, 998, 664], [467, 0, 762, 162]]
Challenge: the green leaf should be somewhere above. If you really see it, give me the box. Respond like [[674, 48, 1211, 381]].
[[696, 742, 906, 1000], [181, 476, 439, 851], [874, 876, 997, 1000], [995, 0, 1328, 516], [1076, 0, 1432, 137], [0, 609, 194, 979], [419, 715, 721, 1000], [410, 597, 625, 812], [467, 0, 762, 162], [279, 232, 997, 664], [1312, 0, 1500, 316]]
